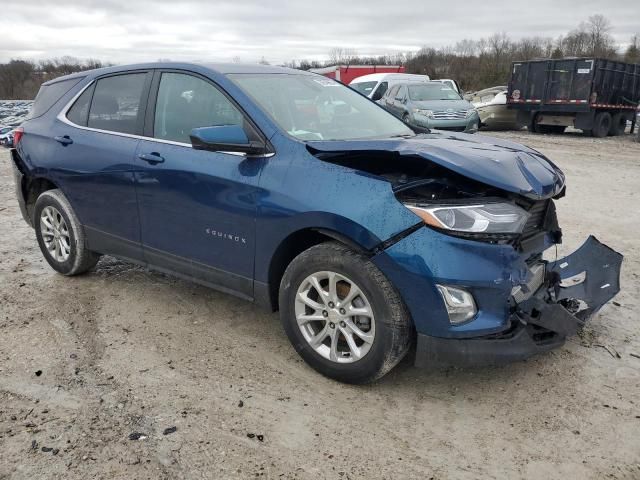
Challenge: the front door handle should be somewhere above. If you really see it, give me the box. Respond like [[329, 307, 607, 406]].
[[138, 152, 165, 165], [54, 135, 73, 146]]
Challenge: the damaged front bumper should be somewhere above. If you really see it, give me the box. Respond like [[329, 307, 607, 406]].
[[374, 230, 622, 368], [416, 236, 622, 367]]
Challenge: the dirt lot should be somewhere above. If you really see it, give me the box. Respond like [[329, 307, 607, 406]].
[[1, 131, 639, 480]]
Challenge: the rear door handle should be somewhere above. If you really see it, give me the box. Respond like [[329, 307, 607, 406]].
[[138, 152, 165, 165], [54, 135, 73, 146]]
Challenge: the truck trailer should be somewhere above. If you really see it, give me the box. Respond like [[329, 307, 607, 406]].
[[309, 65, 405, 85], [507, 58, 640, 137]]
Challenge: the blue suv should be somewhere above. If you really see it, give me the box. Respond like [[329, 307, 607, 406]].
[[11, 63, 622, 383]]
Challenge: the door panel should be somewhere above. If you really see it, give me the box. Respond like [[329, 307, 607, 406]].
[[135, 70, 263, 297], [135, 142, 261, 295], [51, 72, 152, 260], [51, 125, 141, 258]]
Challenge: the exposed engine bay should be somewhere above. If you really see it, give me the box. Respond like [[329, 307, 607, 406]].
[[310, 148, 562, 250]]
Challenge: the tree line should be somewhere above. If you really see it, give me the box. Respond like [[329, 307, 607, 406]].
[[286, 15, 640, 92], [0, 57, 109, 100]]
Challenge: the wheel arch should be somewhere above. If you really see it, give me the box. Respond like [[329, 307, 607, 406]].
[[258, 219, 383, 312], [23, 175, 61, 226]]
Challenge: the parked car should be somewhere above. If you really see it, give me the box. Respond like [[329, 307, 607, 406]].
[[431, 79, 462, 94], [379, 81, 480, 133], [0, 100, 33, 127], [349, 73, 430, 101], [0, 126, 14, 147], [11, 62, 622, 384], [468, 86, 519, 130]]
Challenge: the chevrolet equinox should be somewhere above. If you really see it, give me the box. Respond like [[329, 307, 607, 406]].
[[11, 63, 622, 383]]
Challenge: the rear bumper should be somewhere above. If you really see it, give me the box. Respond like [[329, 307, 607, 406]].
[[10, 149, 32, 226]]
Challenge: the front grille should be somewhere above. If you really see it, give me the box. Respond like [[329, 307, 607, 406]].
[[521, 200, 549, 239], [432, 109, 468, 119]]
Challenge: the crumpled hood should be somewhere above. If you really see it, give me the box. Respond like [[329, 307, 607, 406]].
[[307, 132, 565, 200]]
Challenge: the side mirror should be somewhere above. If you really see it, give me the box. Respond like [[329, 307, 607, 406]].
[[190, 125, 266, 155]]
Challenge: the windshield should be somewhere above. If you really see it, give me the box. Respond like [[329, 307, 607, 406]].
[[229, 74, 414, 141], [408, 84, 462, 101], [350, 81, 378, 96]]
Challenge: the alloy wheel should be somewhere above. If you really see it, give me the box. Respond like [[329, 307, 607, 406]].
[[40, 206, 71, 262], [295, 271, 375, 363]]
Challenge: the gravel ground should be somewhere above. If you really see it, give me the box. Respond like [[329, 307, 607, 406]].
[[0, 130, 639, 480]]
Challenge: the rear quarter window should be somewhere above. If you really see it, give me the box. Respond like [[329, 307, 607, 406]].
[[28, 78, 83, 119], [66, 84, 95, 126]]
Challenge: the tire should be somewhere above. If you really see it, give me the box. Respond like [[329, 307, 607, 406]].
[[609, 113, 626, 136], [402, 113, 411, 125], [279, 242, 412, 384], [592, 112, 612, 138], [34, 189, 100, 276]]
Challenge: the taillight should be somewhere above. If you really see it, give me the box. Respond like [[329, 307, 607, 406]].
[[12, 127, 24, 146]]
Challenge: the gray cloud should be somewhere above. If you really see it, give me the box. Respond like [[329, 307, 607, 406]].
[[2, 0, 638, 64]]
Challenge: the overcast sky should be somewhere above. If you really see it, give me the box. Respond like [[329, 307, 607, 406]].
[[1, 0, 638, 65]]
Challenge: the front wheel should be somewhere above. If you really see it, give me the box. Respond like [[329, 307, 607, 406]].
[[34, 189, 100, 276], [279, 242, 413, 384]]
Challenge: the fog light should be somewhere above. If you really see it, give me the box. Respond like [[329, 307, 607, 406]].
[[436, 285, 477, 324]]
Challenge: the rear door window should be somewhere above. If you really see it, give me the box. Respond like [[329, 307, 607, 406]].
[[87, 73, 147, 135], [28, 78, 83, 119], [153, 72, 243, 144]]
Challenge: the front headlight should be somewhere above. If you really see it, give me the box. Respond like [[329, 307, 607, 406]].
[[465, 108, 477, 118], [404, 202, 530, 234], [413, 108, 434, 118]]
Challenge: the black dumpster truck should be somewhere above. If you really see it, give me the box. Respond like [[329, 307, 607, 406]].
[[507, 58, 640, 137]]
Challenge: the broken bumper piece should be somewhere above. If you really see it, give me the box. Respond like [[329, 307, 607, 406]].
[[415, 236, 623, 368]]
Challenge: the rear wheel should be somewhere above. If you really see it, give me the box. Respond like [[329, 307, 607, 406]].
[[34, 189, 100, 276], [592, 112, 612, 138], [609, 112, 627, 136], [279, 242, 412, 384]]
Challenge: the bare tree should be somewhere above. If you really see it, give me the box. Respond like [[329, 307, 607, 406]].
[[328, 47, 359, 65], [625, 35, 640, 63], [586, 14, 615, 57]]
